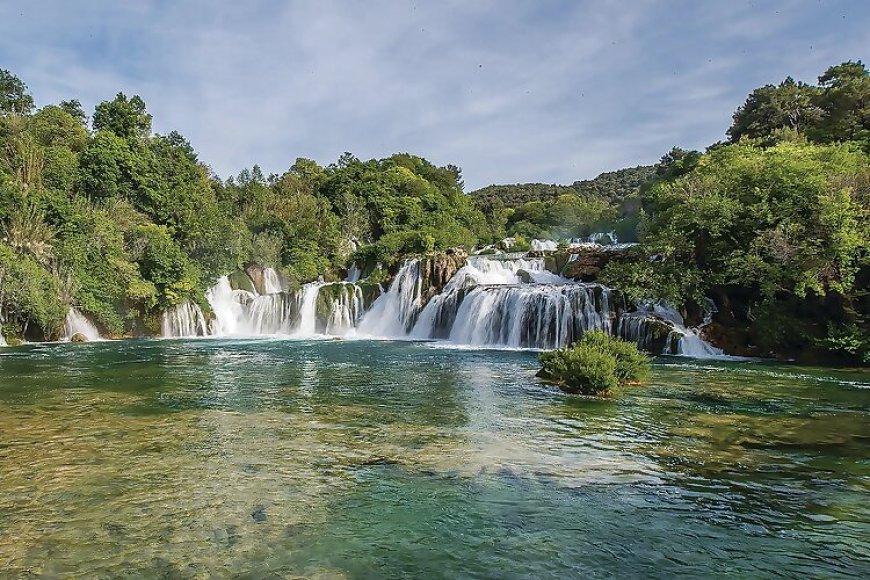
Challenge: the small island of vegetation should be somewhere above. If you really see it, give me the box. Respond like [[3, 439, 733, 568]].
[[538, 331, 651, 395]]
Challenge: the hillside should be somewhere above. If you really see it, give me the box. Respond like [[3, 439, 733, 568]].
[[470, 164, 656, 211]]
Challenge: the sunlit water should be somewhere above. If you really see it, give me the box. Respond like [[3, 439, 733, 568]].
[[0, 339, 868, 578]]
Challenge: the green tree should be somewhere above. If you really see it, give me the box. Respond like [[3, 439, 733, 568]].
[[813, 60, 870, 147], [0, 69, 34, 115], [728, 77, 822, 143], [93, 93, 152, 139]]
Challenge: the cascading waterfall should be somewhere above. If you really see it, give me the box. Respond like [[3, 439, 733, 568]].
[[162, 302, 208, 337], [531, 239, 558, 251], [345, 264, 362, 283], [158, 253, 725, 356], [261, 267, 283, 294], [61, 307, 103, 341], [358, 259, 424, 336], [411, 256, 613, 348], [445, 284, 613, 348], [617, 302, 723, 356], [323, 283, 366, 335], [296, 282, 326, 336]]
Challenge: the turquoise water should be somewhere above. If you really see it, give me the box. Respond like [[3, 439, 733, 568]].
[[0, 339, 868, 578]]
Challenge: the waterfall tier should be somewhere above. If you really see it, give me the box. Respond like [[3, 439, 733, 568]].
[[159, 256, 724, 356], [62, 308, 103, 341]]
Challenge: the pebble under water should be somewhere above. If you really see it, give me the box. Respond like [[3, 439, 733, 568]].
[[0, 338, 868, 578]]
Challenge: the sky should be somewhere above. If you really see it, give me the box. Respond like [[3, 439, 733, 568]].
[[1, 1, 867, 190]]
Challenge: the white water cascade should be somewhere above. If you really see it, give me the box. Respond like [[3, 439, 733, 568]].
[[296, 282, 325, 336], [162, 273, 374, 339], [261, 267, 283, 294], [358, 259, 424, 337], [617, 302, 723, 357], [323, 284, 366, 335], [61, 307, 102, 341], [161, 302, 208, 337], [410, 255, 614, 348], [158, 253, 726, 356]]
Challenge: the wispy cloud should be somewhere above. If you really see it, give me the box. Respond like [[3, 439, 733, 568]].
[[1, 0, 866, 189]]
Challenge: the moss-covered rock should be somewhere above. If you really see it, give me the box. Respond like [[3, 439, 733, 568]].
[[516, 269, 534, 284], [418, 248, 467, 303], [245, 265, 268, 295], [357, 282, 383, 310], [229, 270, 257, 294]]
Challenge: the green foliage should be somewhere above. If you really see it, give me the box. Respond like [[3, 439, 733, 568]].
[[538, 331, 650, 395], [729, 60, 869, 151], [93, 93, 152, 139], [0, 69, 34, 115], [505, 194, 618, 240], [136, 224, 200, 307], [471, 165, 656, 212], [577, 330, 651, 384], [607, 138, 870, 361], [0, 243, 66, 338]]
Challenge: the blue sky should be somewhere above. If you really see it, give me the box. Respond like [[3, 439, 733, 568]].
[[1, 1, 867, 189]]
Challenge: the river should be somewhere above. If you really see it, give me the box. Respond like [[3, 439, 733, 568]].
[[0, 338, 867, 577]]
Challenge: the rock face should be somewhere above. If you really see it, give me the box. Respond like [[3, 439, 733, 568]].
[[561, 249, 613, 280], [418, 248, 468, 303], [539, 245, 645, 282], [244, 265, 269, 295], [616, 313, 674, 354], [229, 270, 257, 294]]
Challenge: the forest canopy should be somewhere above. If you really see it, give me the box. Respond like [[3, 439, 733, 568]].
[[0, 59, 867, 361]]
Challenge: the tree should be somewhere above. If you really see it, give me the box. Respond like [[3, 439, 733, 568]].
[[814, 60, 870, 146], [93, 93, 152, 139], [728, 77, 822, 143], [59, 99, 87, 124], [0, 69, 34, 115], [30, 105, 89, 151]]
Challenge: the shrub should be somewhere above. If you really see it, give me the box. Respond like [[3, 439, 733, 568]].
[[538, 331, 651, 395], [577, 330, 651, 384]]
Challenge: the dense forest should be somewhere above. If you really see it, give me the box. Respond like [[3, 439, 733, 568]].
[[0, 60, 867, 362]]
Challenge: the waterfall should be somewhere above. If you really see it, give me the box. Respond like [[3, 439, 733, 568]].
[[296, 282, 326, 336], [410, 255, 613, 349], [345, 264, 362, 283], [531, 239, 558, 251], [618, 302, 723, 357], [444, 284, 613, 349], [262, 268, 282, 294], [61, 308, 102, 341], [324, 283, 365, 335], [461, 255, 563, 285], [156, 255, 726, 355], [162, 302, 208, 337], [588, 231, 618, 245], [207, 277, 256, 336], [358, 259, 424, 336]]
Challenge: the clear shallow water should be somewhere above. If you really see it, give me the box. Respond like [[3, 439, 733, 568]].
[[0, 339, 868, 578]]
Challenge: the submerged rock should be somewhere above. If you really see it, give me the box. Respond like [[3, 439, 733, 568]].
[[251, 506, 267, 523]]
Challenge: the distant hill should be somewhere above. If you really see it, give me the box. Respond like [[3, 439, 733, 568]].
[[471, 165, 657, 211]]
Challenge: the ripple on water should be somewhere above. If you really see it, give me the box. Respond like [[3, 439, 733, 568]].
[[0, 339, 867, 577]]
